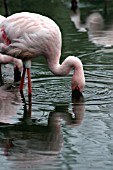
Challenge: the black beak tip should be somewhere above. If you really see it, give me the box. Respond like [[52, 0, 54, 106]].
[[72, 88, 83, 101], [14, 66, 21, 83]]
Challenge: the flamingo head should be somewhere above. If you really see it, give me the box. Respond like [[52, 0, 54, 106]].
[[72, 86, 83, 99], [14, 66, 22, 84], [14, 59, 23, 85], [71, 69, 85, 99]]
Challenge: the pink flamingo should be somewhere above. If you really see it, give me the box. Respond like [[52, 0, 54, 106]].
[[0, 12, 85, 115], [0, 15, 6, 23], [0, 14, 22, 83]]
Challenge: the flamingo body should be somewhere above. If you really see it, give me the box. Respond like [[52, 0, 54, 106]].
[[0, 12, 85, 98], [0, 12, 61, 60], [0, 15, 5, 24]]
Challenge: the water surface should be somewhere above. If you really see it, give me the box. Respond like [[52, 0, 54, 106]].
[[0, 0, 113, 169]]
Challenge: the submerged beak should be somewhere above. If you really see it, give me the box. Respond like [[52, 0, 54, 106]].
[[14, 66, 21, 85], [72, 87, 83, 100]]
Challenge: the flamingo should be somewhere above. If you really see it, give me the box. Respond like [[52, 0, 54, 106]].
[[0, 15, 6, 23], [0, 15, 6, 77], [0, 12, 85, 115], [86, 12, 113, 47], [0, 14, 22, 84]]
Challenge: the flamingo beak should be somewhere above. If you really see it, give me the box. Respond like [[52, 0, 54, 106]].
[[14, 66, 21, 85], [72, 86, 83, 100]]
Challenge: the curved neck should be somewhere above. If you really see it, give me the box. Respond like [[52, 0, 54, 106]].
[[47, 55, 85, 92], [48, 56, 83, 76]]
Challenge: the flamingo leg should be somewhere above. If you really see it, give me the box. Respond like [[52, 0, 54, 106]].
[[0, 64, 1, 84], [4, 139, 13, 156], [0, 64, 1, 75], [20, 86, 32, 124], [27, 68, 32, 117], [20, 60, 32, 117], [0, 64, 3, 85], [14, 65, 21, 85], [20, 67, 26, 92]]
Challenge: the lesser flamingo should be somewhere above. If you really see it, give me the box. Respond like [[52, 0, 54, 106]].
[[0, 12, 85, 115]]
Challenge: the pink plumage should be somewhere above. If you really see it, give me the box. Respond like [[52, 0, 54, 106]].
[[0, 12, 85, 102]]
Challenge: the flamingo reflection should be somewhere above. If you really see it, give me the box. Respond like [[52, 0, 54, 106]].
[[0, 84, 21, 124], [0, 83, 85, 160]]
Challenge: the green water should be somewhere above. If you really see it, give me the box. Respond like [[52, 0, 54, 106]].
[[0, 0, 113, 169]]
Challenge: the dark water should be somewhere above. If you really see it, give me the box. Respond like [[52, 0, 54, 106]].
[[0, 0, 113, 169]]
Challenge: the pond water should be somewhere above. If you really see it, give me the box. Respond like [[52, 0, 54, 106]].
[[0, 0, 113, 169]]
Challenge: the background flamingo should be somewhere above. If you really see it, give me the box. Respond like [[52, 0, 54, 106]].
[[0, 12, 85, 115], [86, 12, 113, 47]]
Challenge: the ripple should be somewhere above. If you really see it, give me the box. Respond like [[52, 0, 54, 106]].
[[32, 76, 71, 104], [84, 65, 113, 105]]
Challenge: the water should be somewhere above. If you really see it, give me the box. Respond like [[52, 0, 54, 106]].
[[0, 0, 113, 169]]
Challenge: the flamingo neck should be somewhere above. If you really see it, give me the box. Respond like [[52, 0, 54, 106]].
[[47, 56, 85, 92], [49, 56, 82, 75]]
